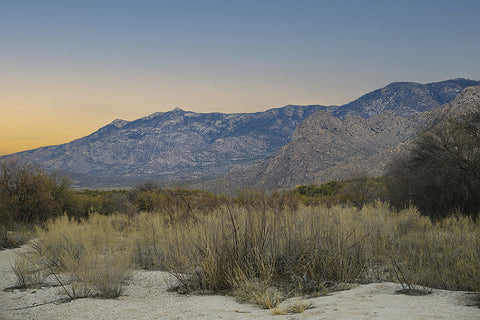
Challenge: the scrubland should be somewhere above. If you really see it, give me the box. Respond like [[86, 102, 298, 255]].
[[10, 201, 480, 309], [1, 161, 479, 312]]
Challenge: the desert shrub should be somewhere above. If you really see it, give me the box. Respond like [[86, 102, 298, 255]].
[[0, 224, 31, 249], [31, 214, 133, 299], [132, 186, 225, 220], [0, 160, 74, 226], [291, 178, 387, 208], [339, 176, 388, 208], [74, 189, 137, 218], [387, 107, 480, 219], [231, 273, 284, 309], [293, 181, 342, 198], [106, 204, 480, 301], [234, 190, 298, 212], [128, 211, 171, 269], [160, 202, 480, 302], [289, 182, 340, 207], [11, 251, 47, 288], [164, 204, 377, 300], [390, 214, 480, 292]]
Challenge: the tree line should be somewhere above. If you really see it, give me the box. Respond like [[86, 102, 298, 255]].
[[1, 103, 479, 227]]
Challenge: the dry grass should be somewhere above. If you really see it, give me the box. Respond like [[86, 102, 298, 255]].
[[13, 202, 480, 305], [271, 300, 313, 315], [156, 202, 480, 301], [128, 211, 169, 269], [231, 275, 284, 309], [11, 251, 47, 289], [28, 214, 134, 299], [0, 225, 31, 250], [390, 214, 480, 292]]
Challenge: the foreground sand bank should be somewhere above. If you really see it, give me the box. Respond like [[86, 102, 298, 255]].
[[1, 247, 478, 320]]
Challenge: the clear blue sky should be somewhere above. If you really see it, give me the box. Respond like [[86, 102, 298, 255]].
[[1, 0, 479, 154]]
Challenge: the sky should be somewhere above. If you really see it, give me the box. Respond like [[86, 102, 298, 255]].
[[1, 0, 479, 155]]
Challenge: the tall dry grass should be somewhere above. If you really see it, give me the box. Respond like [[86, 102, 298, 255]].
[[27, 214, 133, 299], [124, 202, 479, 301], [150, 203, 479, 297], [11, 251, 47, 288], [390, 214, 480, 292], [13, 202, 480, 305]]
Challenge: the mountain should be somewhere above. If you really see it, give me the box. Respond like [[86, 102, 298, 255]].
[[223, 111, 419, 190], [333, 78, 479, 119], [1, 105, 325, 188], [2, 78, 478, 189], [222, 85, 480, 191]]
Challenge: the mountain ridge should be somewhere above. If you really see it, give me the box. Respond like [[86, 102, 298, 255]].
[[223, 85, 480, 191], [333, 78, 479, 119], [2, 105, 327, 188], [2, 78, 479, 189]]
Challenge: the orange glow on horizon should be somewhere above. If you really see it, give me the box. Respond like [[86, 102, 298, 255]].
[[0, 77, 358, 155], [0, 116, 101, 155]]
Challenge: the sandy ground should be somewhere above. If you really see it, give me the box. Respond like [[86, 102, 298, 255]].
[[1, 247, 479, 320]]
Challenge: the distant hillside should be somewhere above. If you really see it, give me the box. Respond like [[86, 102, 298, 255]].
[[2, 78, 478, 190], [222, 85, 480, 191], [333, 78, 479, 119], [0, 105, 325, 188], [223, 111, 419, 190]]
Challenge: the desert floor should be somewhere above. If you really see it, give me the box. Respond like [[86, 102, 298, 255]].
[[1, 247, 479, 320]]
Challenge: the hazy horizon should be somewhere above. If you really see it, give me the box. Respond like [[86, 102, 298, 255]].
[[1, 0, 480, 155]]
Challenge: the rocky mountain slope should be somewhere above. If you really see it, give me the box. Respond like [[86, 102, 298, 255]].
[[225, 85, 480, 191], [333, 78, 479, 119], [2, 78, 478, 189], [1, 105, 325, 188]]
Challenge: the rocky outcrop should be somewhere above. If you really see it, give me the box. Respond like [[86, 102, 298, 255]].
[[224, 85, 480, 191], [1, 105, 325, 188], [333, 78, 479, 119]]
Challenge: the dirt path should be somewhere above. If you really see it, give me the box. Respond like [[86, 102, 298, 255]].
[[1, 247, 478, 320]]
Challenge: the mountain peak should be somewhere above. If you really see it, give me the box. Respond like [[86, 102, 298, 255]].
[[109, 119, 129, 128], [1, 104, 324, 188], [141, 112, 162, 121], [332, 78, 480, 119], [222, 81, 480, 191], [140, 108, 186, 121]]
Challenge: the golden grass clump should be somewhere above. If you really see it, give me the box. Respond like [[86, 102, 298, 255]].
[[271, 300, 313, 315], [11, 251, 47, 289], [31, 213, 134, 299], [128, 211, 170, 269], [230, 272, 284, 309]]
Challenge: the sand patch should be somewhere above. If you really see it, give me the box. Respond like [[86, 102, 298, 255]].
[[1, 247, 478, 320]]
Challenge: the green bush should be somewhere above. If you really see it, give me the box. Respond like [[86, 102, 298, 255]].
[[291, 178, 387, 208], [74, 189, 137, 218], [0, 160, 74, 226], [387, 107, 480, 219], [293, 181, 342, 197]]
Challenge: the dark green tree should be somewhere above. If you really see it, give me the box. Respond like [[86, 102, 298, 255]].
[[387, 108, 480, 219], [0, 160, 73, 225]]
